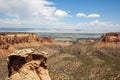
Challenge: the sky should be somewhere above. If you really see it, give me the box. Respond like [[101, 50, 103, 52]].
[[0, 0, 120, 33]]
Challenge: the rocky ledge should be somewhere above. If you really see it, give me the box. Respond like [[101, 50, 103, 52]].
[[101, 32, 120, 43], [7, 48, 51, 80], [0, 32, 53, 49]]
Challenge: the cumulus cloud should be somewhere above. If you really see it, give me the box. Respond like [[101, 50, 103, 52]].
[[0, 0, 68, 20], [76, 13, 87, 17], [55, 10, 68, 17], [0, 0, 119, 33], [76, 13, 100, 18], [0, 0, 71, 29], [87, 14, 100, 18]]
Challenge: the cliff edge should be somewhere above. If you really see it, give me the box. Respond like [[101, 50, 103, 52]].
[[101, 32, 120, 43], [0, 32, 53, 49]]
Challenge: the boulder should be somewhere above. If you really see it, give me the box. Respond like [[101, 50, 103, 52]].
[[7, 48, 51, 80]]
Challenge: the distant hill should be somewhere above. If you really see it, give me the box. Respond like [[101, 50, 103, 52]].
[[0, 28, 46, 32]]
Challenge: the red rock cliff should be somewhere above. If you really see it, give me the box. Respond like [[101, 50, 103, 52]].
[[101, 32, 120, 43], [0, 32, 53, 49]]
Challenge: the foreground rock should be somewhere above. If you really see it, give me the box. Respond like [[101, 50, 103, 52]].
[[101, 32, 120, 43], [7, 48, 51, 80]]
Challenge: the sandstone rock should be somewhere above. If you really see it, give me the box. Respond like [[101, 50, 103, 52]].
[[7, 48, 51, 80], [0, 32, 53, 49], [101, 32, 120, 43]]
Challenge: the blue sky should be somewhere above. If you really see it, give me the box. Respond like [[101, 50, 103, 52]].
[[0, 0, 120, 33], [50, 0, 120, 23]]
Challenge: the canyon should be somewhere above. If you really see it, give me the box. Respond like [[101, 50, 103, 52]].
[[0, 32, 120, 80]]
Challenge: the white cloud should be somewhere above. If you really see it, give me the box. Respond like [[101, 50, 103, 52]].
[[76, 13, 87, 17], [77, 20, 119, 27], [87, 14, 100, 18], [0, 19, 22, 24], [76, 13, 100, 18], [0, 0, 68, 20], [55, 10, 68, 17], [0, 0, 119, 33], [89, 20, 116, 27], [76, 20, 120, 33], [0, 18, 119, 33], [0, 0, 71, 29]]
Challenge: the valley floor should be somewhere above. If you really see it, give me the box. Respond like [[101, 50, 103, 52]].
[[0, 42, 120, 80]]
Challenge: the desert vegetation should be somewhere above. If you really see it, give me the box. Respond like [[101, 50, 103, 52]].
[[48, 42, 120, 80]]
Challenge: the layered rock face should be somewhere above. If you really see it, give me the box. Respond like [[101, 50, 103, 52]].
[[101, 32, 120, 43], [0, 32, 53, 49], [7, 48, 51, 80]]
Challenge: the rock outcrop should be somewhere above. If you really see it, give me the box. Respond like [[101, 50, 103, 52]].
[[0, 32, 53, 49], [7, 48, 51, 80], [101, 32, 120, 43]]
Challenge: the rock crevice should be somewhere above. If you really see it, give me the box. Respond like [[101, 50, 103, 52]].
[[7, 48, 51, 80]]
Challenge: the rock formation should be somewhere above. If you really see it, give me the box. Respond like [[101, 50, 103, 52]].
[[0, 32, 53, 49], [101, 32, 120, 43], [7, 48, 51, 80]]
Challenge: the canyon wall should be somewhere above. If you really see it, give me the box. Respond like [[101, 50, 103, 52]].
[[0, 32, 53, 49]]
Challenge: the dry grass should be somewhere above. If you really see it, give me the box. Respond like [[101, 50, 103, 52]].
[[47, 42, 120, 80], [0, 41, 67, 57], [95, 42, 120, 48]]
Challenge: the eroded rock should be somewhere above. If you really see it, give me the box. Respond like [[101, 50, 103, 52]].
[[7, 48, 51, 80], [0, 32, 53, 49], [101, 32, 120, 43]]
